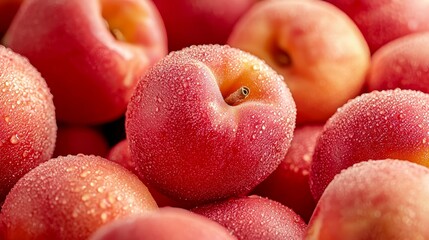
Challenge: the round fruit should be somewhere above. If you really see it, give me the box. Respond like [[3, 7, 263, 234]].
[[307, 159, 429, 239], [0, 45, 56, 202], [310, 89, 429, 201], [192, 195, 306, 240], [89, 207, 235, 240], [0, 155, 158, 240], [126, 44, 296, 205]]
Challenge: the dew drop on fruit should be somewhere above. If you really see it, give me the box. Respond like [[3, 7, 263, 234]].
[[9, 134, 19, 144], [101, 212, 108, 223], [81, 194, 91, 201]]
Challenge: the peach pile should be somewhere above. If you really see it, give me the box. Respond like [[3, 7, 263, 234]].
[[310, 89, 429, 201], [2, 0, 429, 239]]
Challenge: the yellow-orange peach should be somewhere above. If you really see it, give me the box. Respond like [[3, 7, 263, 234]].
[[228, 0, 370, 124]]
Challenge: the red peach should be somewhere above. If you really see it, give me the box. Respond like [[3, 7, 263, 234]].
[[107, 139, 135, 173], [0, 155, 158, 240], [310, 89, 429, 201], [306, 160, 429, 239], [367, 33, 429, 93], [325, 0, 429, 53], [126, 45, 296, 205], [228, 0, 370, 124], [252, 124, 323, 222], [89, 207, 236, 240], [192, 195, 307, 240], [0, 45, 56, 202], [4, 0, 168, 124], [53, 125, 110, 158], [107, 139, 187, 208], [152, 0, 258, 51]]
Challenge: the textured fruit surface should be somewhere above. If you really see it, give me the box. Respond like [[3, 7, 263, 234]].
[[126, 45, 296, 205], [253, 124, 322, 222], [368, 33, 429, 93], [0, 45, 56, 202], [325, 0, 429, 53], [4, 0, 167, 124], [310, 89, 429, 201], [0, 155, 158, 240], [228, 0, 370, 124], [53, 125, 109, 158], [89, 207, 235, 240], [306, 160, 429, 239], [192, 195, 306, 240]]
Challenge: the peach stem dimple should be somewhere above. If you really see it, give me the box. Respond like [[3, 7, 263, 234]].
[[225, 86, 250, 106], [103, 19, 126, 41]]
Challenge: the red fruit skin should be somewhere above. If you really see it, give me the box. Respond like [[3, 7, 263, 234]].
[[252, 124, 323, 222], [53, 125, 110, 158], [0, 0, 21, 39], [152, 0, 257, 51], [310, 89, 429, 201], [368, 33, 429, 93], [306, 160, 429, 239], [192, 196, 307, 240], [4, 0, 167, 124], [0, 155, 158, 240], [126, 45, 296, 205], [0, 46, 56, 202], [325, 0, 429, 53], [107, 139, 136, 173], [107, 139, 194, 208], [89, 207, 236, 240]]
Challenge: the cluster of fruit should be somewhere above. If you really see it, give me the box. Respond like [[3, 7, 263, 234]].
[[1, 0, 429, 239]]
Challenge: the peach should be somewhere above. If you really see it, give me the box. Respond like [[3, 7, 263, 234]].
[[310, 89, 429, 201], [367, 32, 429, 93], [325, 0, 429, 53], [107, 139, 187, 208], [228, 0, 370, 124], [306, 159, 429, 239], [4, 0, 167, 124], [53, 125, 110, 158], [107, 139, 135, 173], [126, 45, 296, 205], [0, 45, 56, 202], [152, 0, 257, 51], [192, 195, 307, 240], [89, 207, 235, 240], [0, 155, 158, 240], [252, 124, 323, 222]]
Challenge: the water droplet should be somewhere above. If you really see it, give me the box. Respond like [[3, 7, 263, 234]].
[[101, 212, 108, 223], [99, 199, 110, 209], [80, 171, 90, 178], [22, 150, 29, 158], [302, 153, 312, 163], [10, 134, 19, 144], [81, 194, 91, 201], [97, 186, 105, 193]]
